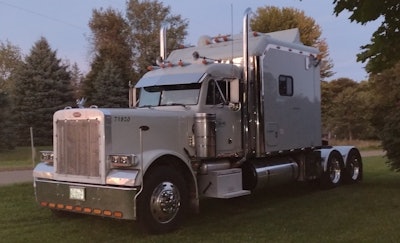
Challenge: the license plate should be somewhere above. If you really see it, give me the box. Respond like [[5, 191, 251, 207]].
[[69, 187, 85, 201]]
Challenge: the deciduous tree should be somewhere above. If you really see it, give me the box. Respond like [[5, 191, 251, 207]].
[[321, 78, 374, 140], [126, 0, 188, 75], [251, 6, 334, 80], [333, 0, 400, 74], [0, 89, 14, 150], [369, 62, 400, 170], [0, 40, 23, 150], [83, 7, 135, 106]]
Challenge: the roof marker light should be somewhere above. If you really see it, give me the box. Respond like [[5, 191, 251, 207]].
[[147, 66, 160, 71]]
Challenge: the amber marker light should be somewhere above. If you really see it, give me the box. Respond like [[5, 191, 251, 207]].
[[74, 206, 82, 212], [83, 207, 92, 213], [103, 210, 112, 216], [113, 211, 123, 218], [93, 209, 102, 215]]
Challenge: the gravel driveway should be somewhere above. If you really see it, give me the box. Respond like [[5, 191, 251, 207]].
[[0, 170, 33, 186]]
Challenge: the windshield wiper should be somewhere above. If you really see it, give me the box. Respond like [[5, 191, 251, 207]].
[[160, 103, 187, 107], [139, 105, 155, 108]]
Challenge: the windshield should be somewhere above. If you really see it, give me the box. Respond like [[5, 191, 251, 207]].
[[138, 83, 201, 107]]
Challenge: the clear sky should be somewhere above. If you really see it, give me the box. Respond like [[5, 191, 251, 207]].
[[0, 0, 381, 81]]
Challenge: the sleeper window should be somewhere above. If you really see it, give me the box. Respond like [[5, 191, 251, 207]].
[[279, 75, 293, 96]]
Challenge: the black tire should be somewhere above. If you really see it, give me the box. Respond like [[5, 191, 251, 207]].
[[137, 166, 188, 234], [343, 148, 363, 183], [320, 150, 343, 189]]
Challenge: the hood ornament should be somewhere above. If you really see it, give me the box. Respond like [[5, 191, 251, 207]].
[[76, 97, 87, 108]]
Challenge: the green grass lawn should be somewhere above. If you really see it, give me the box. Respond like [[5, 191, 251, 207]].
[[0, 156, 399, 242]]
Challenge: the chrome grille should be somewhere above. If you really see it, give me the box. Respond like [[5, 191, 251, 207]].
[[55, 119, 101, 177]]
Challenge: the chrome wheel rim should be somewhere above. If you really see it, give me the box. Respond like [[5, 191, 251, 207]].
[[150, 181, 181, 224], [329, 159, 341, 184], [349, 157, 360, 180]]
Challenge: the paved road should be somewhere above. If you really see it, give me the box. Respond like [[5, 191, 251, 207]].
[[0, 150, 385, 186], [0, 170, 33, 186]]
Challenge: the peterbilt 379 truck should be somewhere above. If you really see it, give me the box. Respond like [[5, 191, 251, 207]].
[[33, 9, 362, 233]]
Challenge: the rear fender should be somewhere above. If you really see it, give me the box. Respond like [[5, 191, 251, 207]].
[[318, 147, 344, 172], [331, 146, 358, 168]]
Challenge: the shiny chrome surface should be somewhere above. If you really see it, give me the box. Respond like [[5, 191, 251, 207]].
[[160, 24, 167, 61], [55, 119, 101, 177], [106, 169, 139, 186], [150, 181, 181, 224], [33, 162, 54, 180], [194, 113, 216, 158], [329, 158, 341, 184]]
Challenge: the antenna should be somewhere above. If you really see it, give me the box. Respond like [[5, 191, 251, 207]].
[[230, 3, 234, 64]]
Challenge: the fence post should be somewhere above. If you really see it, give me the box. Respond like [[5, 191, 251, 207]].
[[30, 127, 35, 168]]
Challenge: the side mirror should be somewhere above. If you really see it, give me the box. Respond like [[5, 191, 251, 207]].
[[129, 83, 138, 108], [230, 79, 239, 103]]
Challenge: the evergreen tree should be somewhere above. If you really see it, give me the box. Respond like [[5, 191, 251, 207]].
[[69, 62, 84, 100], [0, 89, 14, 150], [91, 60, 127, 107], [12, 37, 74, 146]]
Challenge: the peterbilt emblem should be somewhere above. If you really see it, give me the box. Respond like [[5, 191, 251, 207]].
[[73, 112, 82, 117]]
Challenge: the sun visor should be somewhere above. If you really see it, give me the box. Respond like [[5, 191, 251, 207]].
[[135, 72, 205, 88]]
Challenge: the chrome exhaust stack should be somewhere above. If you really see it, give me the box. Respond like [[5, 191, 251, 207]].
[[160, 24, 167, 61], [242, 8, 252, 158]]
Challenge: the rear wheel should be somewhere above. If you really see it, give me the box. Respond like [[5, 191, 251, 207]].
[[137, 166, 188, 234], [320, 150, 343, 189], [343, 148, 363, 183]]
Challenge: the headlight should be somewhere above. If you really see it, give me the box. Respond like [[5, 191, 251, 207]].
[[109, 154, 137, 168], [40, 151, 54, 165]]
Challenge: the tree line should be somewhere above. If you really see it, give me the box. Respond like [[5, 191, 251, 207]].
[[1, 1, 399, 170]]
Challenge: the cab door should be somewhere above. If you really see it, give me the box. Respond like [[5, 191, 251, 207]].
[[203, 78, 242, 156]]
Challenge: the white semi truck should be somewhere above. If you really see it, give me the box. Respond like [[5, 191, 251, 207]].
[[33, 9, 362, 233]]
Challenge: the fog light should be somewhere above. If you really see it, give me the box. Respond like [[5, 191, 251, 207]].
[[40, 151, 54, 164]]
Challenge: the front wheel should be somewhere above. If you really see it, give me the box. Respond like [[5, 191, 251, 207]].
[[320, 150, 343, 189], [137, 166, 188, 234]]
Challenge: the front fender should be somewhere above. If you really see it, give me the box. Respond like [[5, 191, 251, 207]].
[[135, 148, 199, 214], [135, 149, 195, 184]]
